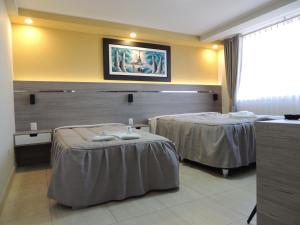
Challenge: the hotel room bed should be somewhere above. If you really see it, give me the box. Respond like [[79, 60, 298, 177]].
[[150, 112, 275, 173], [48, 123, 179, 208]]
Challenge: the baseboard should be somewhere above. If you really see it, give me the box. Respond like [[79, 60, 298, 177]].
[[0, 165, 15, 214]]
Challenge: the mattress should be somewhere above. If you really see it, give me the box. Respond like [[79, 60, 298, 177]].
[[152, 112, 275, 169], [48, 123, 179, 208]]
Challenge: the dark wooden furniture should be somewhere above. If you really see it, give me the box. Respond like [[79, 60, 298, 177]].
[[255, 120, 300, 225], [14, 130, 52, 167]]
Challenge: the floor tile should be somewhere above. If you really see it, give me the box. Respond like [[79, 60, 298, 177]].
[[0, 215, 52, 225], [107, 194, 165, 222], [0, 168, 51, 225], [0, 197, 51, 225], [180, 173, 236, 196], [153, 184, 204, 208], [1, 163, 257, 225], [223, 170, 256, 189], [118, 208, 190, 225], [229, 216, 256, 225], [50, 200, 117, 225], [210, 188, 256, 216], [238, 182, 256, 195], [46, 169, 52, 186], [169, 196, 243, 225], [0, 214, 51, 225], [179, 163, 256, 197], [5, 181, 48, 206], [9, 169, 47, 193]]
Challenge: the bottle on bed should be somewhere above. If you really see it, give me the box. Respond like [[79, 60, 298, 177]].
[[128, 118, 134, 134], [128, 118, 134, 126]]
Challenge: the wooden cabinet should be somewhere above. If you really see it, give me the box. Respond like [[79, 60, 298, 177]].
[[14, 130, 52, 167], [255, 120, 300, 225]]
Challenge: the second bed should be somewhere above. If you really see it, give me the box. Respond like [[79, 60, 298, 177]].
[[150, 112, 275, 175]]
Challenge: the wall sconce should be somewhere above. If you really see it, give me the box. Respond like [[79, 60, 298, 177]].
[[29, 94, 36, 105], [128, 93, 133, 103], [213, 93, 218, 101]]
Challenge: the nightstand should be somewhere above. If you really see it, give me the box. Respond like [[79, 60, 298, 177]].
[[14, 129, 52, 167], [133, 124, 150, 132]]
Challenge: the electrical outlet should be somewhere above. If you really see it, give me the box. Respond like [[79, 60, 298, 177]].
[[30, 122, 37, 131]]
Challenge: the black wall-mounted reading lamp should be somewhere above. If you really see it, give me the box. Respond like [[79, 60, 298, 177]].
[[213, 93, 218, 101], [128, 93, 134, 103], [29, 94, 36, 105]]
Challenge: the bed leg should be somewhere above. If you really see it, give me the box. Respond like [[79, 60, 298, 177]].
[[178, 156, 184, 162], [222, 169, 229, 177]]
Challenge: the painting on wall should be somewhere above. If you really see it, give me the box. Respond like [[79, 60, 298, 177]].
[[103, 38, 171, 82]]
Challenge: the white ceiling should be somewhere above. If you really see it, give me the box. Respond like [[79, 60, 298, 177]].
[[16, 0, 288, 35]]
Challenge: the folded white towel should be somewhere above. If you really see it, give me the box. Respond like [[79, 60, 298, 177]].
[[92, 135, 115, 142], [118, 133, 141, 140], [104, 132, 141, 140], [228, 111, 256, 118]]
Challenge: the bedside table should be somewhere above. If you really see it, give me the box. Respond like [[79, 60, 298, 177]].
[[14, 129, 52, 167], [133, 124, 150, 132]]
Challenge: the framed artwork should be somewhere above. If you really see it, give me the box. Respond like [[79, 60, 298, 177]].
[[103, 38, 171, 82]]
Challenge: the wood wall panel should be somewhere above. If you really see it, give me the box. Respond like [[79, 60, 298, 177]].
[[14, 81, 221, 131], [255, 121, 300, 225]]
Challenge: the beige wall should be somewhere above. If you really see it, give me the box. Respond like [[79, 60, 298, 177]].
[[0, 0, 15, 207], [12, 24, 219, 84]]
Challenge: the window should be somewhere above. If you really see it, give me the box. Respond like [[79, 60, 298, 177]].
[[236, 16, 300, 115]]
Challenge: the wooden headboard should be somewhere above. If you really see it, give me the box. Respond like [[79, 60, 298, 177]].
[[14, 81, 222, 131]]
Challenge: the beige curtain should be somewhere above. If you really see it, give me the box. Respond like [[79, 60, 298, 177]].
[[224, 34, 242, 112]]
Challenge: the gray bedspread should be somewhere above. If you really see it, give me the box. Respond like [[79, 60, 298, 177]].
[[48, 124, 179, 208], [155, 113, 273, 169]]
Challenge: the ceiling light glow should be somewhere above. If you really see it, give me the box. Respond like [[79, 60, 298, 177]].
[[212, 44, 219, 49], [24, 18, 33, 25], [130, 32, 137, 38]]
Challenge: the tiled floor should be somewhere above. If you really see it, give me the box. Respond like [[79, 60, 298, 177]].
[[0, 163, 256, 225]]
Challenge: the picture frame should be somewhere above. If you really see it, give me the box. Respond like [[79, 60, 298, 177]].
[[103, 38, 171, 82]]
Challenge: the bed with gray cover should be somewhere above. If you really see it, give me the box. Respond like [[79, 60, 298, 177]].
[[150, 112, 275, 171], [48, 123, 179, 208]]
